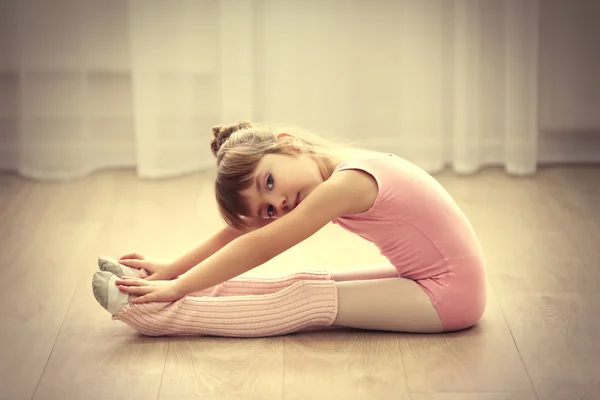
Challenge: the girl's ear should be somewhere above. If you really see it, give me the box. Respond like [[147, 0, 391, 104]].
[[276, 132, 302, 153]]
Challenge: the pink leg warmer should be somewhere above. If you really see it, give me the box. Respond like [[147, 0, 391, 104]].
[[210, 271, 331, 296], [114, 280, 338, 337]]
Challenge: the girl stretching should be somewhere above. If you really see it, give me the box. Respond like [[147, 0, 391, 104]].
[[92, 121, 486, 337]]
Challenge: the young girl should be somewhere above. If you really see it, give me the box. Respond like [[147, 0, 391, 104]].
[[92, 120, 486, 337]]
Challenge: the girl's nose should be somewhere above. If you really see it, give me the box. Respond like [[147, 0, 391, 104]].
[[266, 192, 289, 218], [276, 196, 288, 214], [267, 193, 288, 217]]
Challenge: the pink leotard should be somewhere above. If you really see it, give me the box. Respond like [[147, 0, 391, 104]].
[[331, 153, 486, 331]]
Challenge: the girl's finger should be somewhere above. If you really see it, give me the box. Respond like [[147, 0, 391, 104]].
[[119, 253, 144, 261], [115, 278, 147, 286], [118, 285, 153, 295], [131, 294, 153, 304], [119, 259, 145, 269]]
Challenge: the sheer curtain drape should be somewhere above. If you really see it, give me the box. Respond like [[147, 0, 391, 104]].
[[0, 0, 586, 180]]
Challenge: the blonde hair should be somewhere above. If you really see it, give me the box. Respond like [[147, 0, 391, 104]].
[[210, 120, 352, 231]]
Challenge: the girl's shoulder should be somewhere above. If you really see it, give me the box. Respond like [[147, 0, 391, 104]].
[[325, 151, 393, 215]]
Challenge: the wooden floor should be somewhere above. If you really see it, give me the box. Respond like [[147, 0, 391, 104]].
[[1, 165, 599, 400]]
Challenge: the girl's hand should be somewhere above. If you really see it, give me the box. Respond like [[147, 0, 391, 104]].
[[115, 277, 185, 304], [118, 253, 176, 281]]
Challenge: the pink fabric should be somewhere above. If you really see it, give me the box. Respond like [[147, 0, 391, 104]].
[[182, 272, 331, 298], [331, 153, 487, 331], [114, 280, 338, 337], [211, 271, 331, 296]]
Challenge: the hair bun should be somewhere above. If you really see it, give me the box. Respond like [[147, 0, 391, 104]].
[[210, 120, 253, 156]]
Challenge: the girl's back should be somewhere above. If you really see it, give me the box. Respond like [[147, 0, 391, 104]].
[[331, 152, 485, 281]]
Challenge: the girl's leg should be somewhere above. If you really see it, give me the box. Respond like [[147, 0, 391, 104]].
[[93, 272, 444, 336], [109, 279, 339, 337], [334, 277, 443, 333], [328, 264, 399, 281]]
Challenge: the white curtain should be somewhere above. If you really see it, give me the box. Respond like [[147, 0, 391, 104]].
[[0, 0, 597, 180]]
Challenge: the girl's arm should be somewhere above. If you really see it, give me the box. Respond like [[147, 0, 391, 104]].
[[168, 218, 274, 278], [175, 169, 378, 295]]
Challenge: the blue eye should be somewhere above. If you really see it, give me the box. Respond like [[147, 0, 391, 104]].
[[266, 175, 274, 190]]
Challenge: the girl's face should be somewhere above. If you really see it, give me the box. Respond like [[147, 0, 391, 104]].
[[240, 152, 325, 219]]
